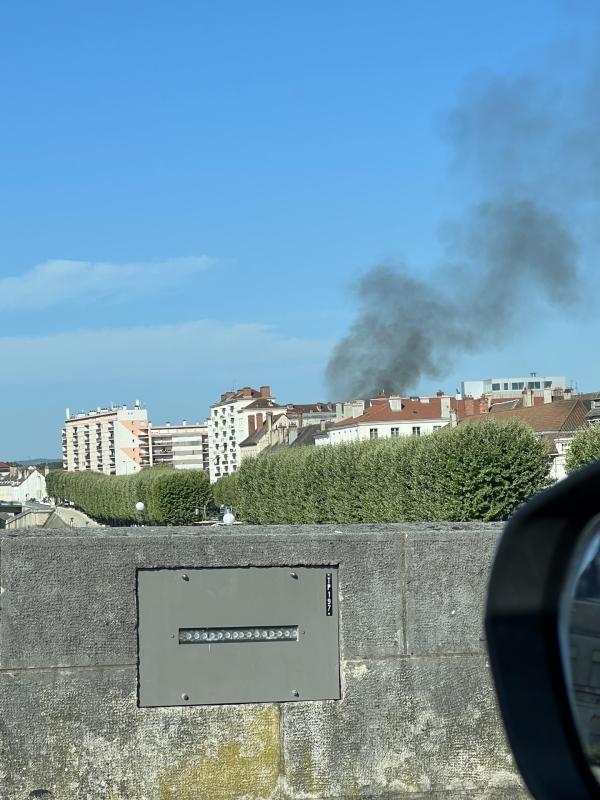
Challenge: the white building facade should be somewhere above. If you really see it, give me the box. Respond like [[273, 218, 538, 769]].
[[461, 373, 567, 400], [149, 422, 209, 471], [316, 395, 454, 445], [0, 468, 47, 503], [208, 386, 283, 482]]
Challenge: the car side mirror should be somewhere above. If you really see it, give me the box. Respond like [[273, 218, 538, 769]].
[[486, 458, 600, 800]]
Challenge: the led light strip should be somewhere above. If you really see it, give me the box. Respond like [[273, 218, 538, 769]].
[[178, 626, 298, 644]]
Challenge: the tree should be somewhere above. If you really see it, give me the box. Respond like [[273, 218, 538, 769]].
[[565, 426, 600, 474]]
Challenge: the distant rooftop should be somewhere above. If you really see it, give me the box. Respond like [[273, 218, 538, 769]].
[[65, 400, 145, 420]]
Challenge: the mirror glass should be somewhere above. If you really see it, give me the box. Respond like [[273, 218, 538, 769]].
[[567, 528, 600, 781]]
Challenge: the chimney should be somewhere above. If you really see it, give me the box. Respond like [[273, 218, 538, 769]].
[[440, 396, 451, 419], [449, 409, 459, 428], [564, 387, 573, 401], [389, 396, 402, 412], [463, 395, 475, 416], [260, 386, 270, 398], [436, 390, 444, 397], [220, 394, 227, 402], [543, 387, 552, 404], [522, 388, 534, 408], [248, 416, 256, 437], [243, 387, 252, 397], [336, 403, 344, 421], [351, 401, 365, 418], [182, 420, 187, 426], [266, 412, 273, 431], [256, 412, 264, 428]]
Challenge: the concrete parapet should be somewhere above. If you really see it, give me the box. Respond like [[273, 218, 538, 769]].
[[0, 524, 529, 799]]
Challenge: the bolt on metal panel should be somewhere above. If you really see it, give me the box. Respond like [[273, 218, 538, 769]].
[[137, 566, 340, 706]]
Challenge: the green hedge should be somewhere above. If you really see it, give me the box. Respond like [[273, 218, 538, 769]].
[[46, 466, 213, 526], [232, 419, 550, 524], [212, 471, 239, 509], [565, 426, 600, 474]]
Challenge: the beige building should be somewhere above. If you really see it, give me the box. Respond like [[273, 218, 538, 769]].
[[148, 422, 209, 471], [62, 402, 149, 475], [63, 404, 209, 475]]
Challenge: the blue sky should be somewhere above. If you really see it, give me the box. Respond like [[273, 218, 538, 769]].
[[1, 1, 599, 459]]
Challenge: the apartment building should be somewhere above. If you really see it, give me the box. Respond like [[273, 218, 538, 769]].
[[148, 422, 209, 471], [208, 386, 284, 482], [63, 403, 210, 475], [62, 402, 149, 475]]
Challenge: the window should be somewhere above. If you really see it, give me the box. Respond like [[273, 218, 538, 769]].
[[503, 383, 509, 390], [391, 427, 399, 436], [214, 410, 218, 416], [492, 383, 500, 391], [544, 381, 552, 388], [412, 427, 421, 436], [511, 382, 524, 390], [433, 425, 442, 431], [369, 428, 378, 439], [528, 381, 541, 389]]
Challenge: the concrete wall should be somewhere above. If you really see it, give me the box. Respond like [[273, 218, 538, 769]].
[[0, 524, 529, 800]]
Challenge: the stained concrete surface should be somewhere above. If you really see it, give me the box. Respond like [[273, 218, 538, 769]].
[[0, 524, 529, 800]]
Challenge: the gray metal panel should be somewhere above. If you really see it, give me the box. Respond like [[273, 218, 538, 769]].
[[138, 566, 340, 706]]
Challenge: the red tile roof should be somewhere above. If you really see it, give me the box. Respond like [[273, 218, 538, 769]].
[[460, 398, 589, 434], [331, 397, 450, 427]]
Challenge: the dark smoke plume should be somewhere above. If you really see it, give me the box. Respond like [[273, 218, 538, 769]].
[[326, 69, 595, 400]]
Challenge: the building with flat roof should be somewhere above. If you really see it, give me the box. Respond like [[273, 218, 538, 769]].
[[148, 422, 208, 471], [461, 373, 566, 401], [63, 403, 210, 475], [62, 402, 149, 475]]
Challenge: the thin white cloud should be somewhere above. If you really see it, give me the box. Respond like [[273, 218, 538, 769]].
[[0, 319, 332, 385], [0, 256, 216, 310]]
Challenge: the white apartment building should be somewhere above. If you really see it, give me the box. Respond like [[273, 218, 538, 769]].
[[461, 373, 567, 400], [316, 394, 454, 446], [208, 386, 284, 482], [149, 422, 209, 471], [62, 402, 149, 475]]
